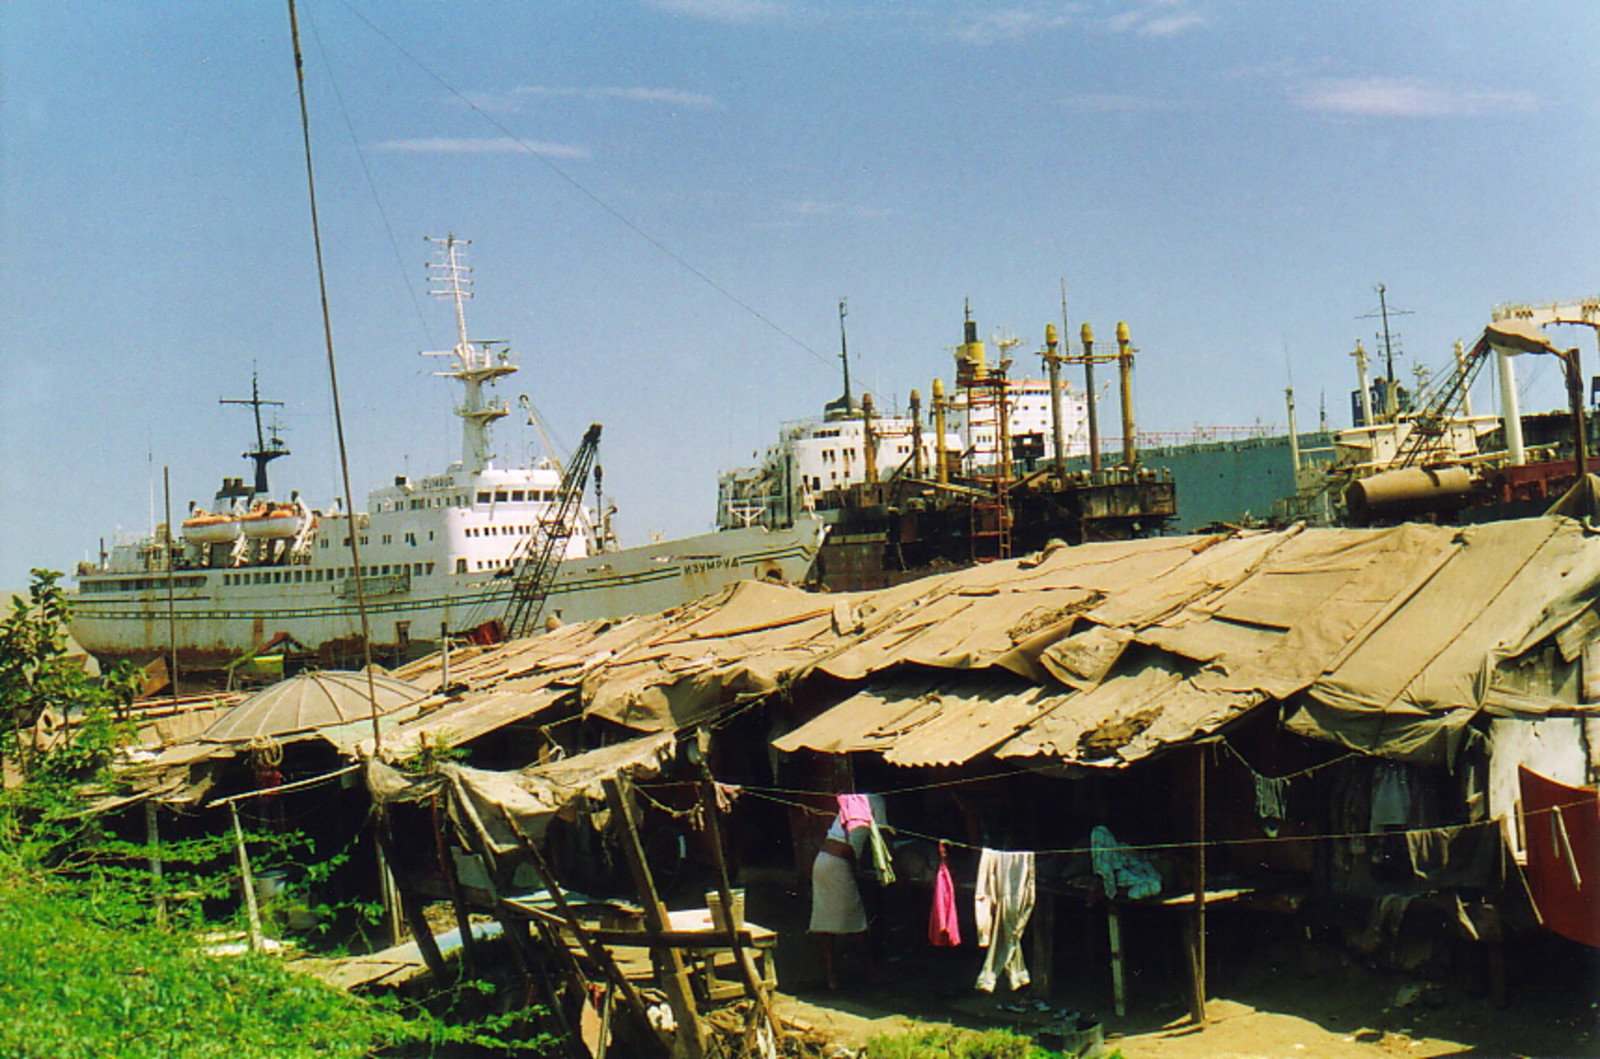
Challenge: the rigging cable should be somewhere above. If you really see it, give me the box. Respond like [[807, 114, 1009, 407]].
[[301, 3, 435, 352], [328, 0, 831, 368]]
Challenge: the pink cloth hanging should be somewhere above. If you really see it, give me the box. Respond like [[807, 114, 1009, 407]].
[[929, 841, 961, 947], [837, 793, 874, 831]]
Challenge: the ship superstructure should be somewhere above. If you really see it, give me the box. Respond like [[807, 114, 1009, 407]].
[[71, 238, 825, 672], [717, 307, 1175, 590]]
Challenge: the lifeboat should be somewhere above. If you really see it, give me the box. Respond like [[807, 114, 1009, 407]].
[[181, 510, 242, 545], [239, 503, 305, 540]]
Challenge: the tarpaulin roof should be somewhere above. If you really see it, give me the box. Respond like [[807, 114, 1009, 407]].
[[772, 671, 1067, 766], [728, 519, 1600, 765], [346, 516, 1600, 769], [368, 731, 677, 848]]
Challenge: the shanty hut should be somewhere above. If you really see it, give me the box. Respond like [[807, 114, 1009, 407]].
[[360, 516, 1599, 1022]]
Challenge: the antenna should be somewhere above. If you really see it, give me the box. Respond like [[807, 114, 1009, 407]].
[[1359, 283, 1413, 419], [838, 297, 853, 411]]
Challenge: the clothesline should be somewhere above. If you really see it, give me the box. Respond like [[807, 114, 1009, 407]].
[[745, 787, 1590, 860], [1215, 738, 1363, 783], [211, 763, 362, 807], [729, 739, 1355, 802]]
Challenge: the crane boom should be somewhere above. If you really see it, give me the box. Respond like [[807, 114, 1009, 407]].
[[503, 423, 602, 640]]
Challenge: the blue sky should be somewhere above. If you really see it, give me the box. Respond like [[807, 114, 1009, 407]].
[[3, 0, 1599, 590]]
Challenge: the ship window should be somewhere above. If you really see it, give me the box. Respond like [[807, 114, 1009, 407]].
[[477, 491, 491, 504], [494, 490, 508, 502], [381, 534, 392, 545], [427, 562, 435, 574], [380, 565, 390, 575], [320, 540, 327, 549], [293, 570, 302, 583], [360, 536, 368, 546], [512, 490, 525, 501], [456, 558, 466, 573]]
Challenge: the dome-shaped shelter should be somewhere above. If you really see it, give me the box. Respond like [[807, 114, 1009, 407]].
[[202, 669, 428, 744]]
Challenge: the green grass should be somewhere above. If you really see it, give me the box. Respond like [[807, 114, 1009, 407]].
[[0, 869, 422, 1059], [862, 1025, 1125, 1059]]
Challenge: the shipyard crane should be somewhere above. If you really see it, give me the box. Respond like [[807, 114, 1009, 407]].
[[503, 423, 602, 640], [1391, 318, 1577, 469], [1347, 319, 1586, 523]]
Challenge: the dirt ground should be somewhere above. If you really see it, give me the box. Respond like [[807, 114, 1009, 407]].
[[716, 872, 1600, 1059]]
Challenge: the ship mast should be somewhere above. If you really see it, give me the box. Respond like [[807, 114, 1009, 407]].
[[423, 235, 515, 473], [220, 372, 288, 497]]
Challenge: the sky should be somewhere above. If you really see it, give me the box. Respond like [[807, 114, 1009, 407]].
[[3, 0, 1599, 591]]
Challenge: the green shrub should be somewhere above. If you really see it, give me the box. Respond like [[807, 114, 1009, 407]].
[[0, 869, 421, 1059], [863, 1025, 1045, 1059]]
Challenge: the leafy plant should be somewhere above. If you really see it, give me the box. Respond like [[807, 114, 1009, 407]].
[[861, 1025, 1120, 1059], [0, 569, 135, 782], [395, 728, 465, 774], [0, 571, 562, 1055]]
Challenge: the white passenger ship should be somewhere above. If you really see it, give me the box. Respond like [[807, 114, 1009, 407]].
[[70, 237, 825, 671]]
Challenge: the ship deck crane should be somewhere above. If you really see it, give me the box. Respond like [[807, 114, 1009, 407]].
[[1392, 318, 1580, 469], [503, 423, 602, 640]]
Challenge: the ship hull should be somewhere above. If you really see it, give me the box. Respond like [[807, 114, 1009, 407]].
[[70, 519, 825, 672]]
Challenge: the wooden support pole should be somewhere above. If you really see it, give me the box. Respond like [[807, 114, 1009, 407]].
[[229, 803, 264, 953], [1189, 744, 1209, 1025], [506, 813, 673, 1055], [604, 776, 707, 1059], [145, 800, 168, 930], [1108, 905, 1126, 1018], [432, 793, 480, 975], [1030, 889, 1056, 998], [446, 778, 547, 981], [377, 842, 404, 947], [698, 766, 777, 1023], [371, 809, 448, 979]]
